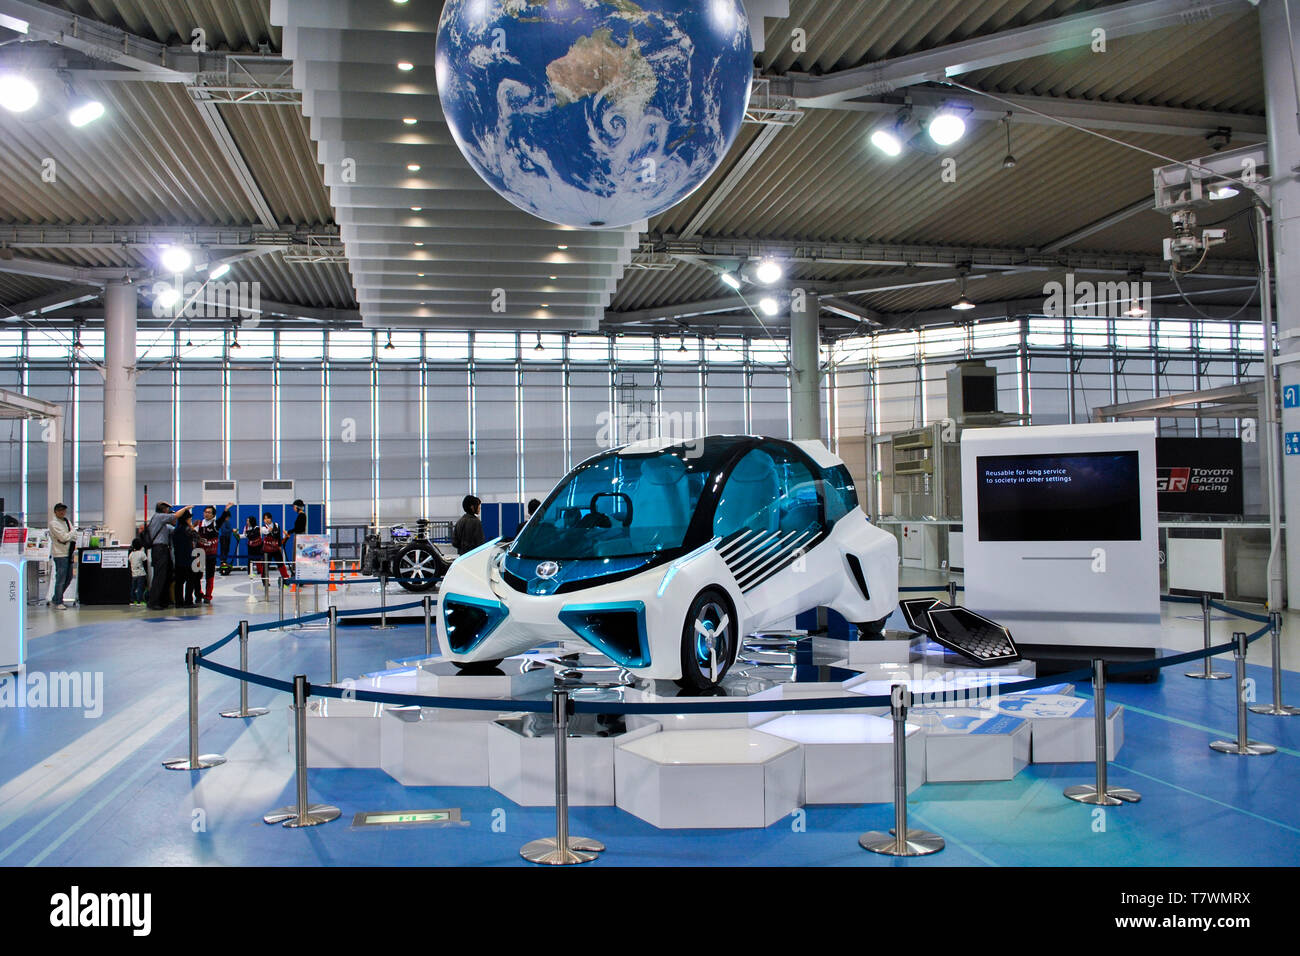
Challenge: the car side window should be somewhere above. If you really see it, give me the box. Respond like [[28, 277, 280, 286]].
[[712, 446, 825, 538], [822, 464, 859, 524]]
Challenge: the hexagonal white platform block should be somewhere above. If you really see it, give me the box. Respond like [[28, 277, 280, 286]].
[[754, 713, 925, 804], [614, 728, 802, 828], [487, 712, 645, 806], [380, 705, 505, 787], [416, 658, 554, 698], [624, 677, 784, 730], [303, 667, 419, 769], [813, 632, 926, 667], [910, 710, 1031, 782], [985, 693, 1124, 763]]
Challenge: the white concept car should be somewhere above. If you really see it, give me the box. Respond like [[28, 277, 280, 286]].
[[438, 436, 899, 689]]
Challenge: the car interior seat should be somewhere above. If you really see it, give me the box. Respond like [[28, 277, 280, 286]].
[[623, 454, 690, 552], [712, 450, 779, 537]]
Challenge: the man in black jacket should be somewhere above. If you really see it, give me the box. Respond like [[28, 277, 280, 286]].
[[145, 501, 191, 610], [288, 499, 307, 574], [451, 495, 485, 555]]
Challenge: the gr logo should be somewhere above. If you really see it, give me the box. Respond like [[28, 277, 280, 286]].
[[1155, 468, 1189, 493]]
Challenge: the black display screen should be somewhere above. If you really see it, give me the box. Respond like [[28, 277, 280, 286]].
[[976, 450, 1142, 541]]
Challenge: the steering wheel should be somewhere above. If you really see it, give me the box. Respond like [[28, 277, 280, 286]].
[[576, 511, 613, 529], [589, 492, 634, 527]]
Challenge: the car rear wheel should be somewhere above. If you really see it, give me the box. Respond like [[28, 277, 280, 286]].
[[395, 540, 444, 592], [676, 587, 736, 691], [856, 615, 890, 640]]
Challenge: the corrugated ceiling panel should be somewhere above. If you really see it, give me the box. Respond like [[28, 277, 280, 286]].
[[48, 0, 278, 50]]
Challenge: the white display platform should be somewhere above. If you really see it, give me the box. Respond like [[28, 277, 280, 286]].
[[845, 671, 1037, 710], [380, 705, 506, 787], [302, 668, 421, 768], [615, 728, 802, 828], [486, 712, 646, 806], [624, 679, 784, 729], [754, 713, 925, 804], [911, 710, 1031, 782], [416, 658, 554, 698], [985, 693, 1123, 763], [812, 632, 925, 666]]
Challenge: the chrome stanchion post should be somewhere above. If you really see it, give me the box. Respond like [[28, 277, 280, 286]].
[[220, 621, 269, 719], [263, 675, 341, 827], [371, 572, 395, 630], [946, 580, 957, 606], [423, 594, 433, 656], [860, 683, 943, 856], [1187, 592, 1229, 679], [328, 605, 339, 685], [277, 577, 285, 630], [163, 647, 227, 770], [1065, 659, 1139, 804], [521, 688, 605, 864], [1250, 611, 1300, 716], [1211, 632, 1278, 755], [294, 576, 302, 627]]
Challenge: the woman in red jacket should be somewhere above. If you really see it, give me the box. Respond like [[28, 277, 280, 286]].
[[194, 502, 235, 603], [257, 512, 291, 581]]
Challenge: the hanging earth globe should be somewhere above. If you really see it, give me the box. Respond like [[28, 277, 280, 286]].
[[435, 0, 754, 229]]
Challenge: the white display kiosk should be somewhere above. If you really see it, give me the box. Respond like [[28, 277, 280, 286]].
[[961, 422, 1161, 652], [1, 557, 25, 673]]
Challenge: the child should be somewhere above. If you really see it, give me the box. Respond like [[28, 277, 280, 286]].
[[128, 538, 147, 605]]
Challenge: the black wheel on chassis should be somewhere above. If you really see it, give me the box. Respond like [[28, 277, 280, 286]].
[[855, 614, 891, 640], [676, 587, 737, 691], [395, 540, 444, 592]]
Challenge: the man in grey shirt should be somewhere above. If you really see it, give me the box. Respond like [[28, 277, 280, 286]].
[[146, 500, 191, 610]]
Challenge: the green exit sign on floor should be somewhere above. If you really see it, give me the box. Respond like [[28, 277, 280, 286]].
[[351, 808, 462, 828]]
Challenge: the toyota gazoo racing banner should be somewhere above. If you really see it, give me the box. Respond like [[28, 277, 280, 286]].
[[1155, 438, 1244, 515]]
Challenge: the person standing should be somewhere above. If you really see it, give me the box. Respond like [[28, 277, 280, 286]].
[[195, 502, 235, 604], [451, 495, 485, 555], [244, 516, 263, 583], [145, 501, 190, 610], [172, 512, 199, 607], [48, 502, 76, 609], [288, 499, 307, 574], [128, 537, 147, 605], [219, 513, 238, 574], [257, 512, 291, 581]]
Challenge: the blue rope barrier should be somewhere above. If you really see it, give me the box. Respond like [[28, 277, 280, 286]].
[[197, 656, 296, 695], [199, 628, 240, 658], [1209, 601, 1271, 624], [1159, 593, 1206, 605], [898, 584, 964, 593]]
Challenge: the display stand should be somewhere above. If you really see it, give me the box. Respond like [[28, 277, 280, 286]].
[[859, 684, 944, 856], [1186, 593, 1230, 680]]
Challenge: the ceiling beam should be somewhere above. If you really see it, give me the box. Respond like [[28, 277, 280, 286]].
[[0, 254, 129, 284], [4, 286, 101, 317], [680, 122, 787, 238], [1039, 198, 1158, 254], [0, 225, 340, 250], [779, 0, 1244, 108]]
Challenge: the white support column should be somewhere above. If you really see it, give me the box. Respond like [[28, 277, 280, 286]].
[[46, 411, 64, 522], [102, 280, 138, 542], [1260, 0, 1300, 605], [790, 290, 821, 441]]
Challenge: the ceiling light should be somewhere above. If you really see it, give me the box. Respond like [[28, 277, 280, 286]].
[[209, 262, 230, 280], [185, 328, 193, 348], [534, 333, 545, 352], [393, 0, 409, 5], [396, 61, 414, 71], [677, 334, 687, 352], [407, 163, 421, 171], [410, 205, 422, 211], [758, 296, 779, 316], [1001, 112, 1017, 169], [156, 286, 180, 309], [720, 271, 741, 290], [869, 127, 904, 157], [928, 108, 967, 146], [548, 275, 557, 279], [67, 95, 105, 127], [0, 73, 38, 113], [413, 241, 424, 246], [417, 272, 425, 277], [952, 269, 975, 310], [556, 244, 568, 250], [755, 258, 783, 284], [402, 116, 417, 125], [230, 322, 241, 349], [384, 331, 395, 350], [541, 303, 549, 309], [1208, 184, 1239, 200], [160, 245, 192, 273], [1124, 304, 1148, 317]]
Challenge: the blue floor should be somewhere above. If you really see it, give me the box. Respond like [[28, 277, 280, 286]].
[[2, 608, 1299, 867]]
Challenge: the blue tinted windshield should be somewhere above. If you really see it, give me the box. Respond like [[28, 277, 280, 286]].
[[512, 450, 710, 559]]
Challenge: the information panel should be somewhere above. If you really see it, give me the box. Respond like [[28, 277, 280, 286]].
[[1155, 437, 1244, 516]]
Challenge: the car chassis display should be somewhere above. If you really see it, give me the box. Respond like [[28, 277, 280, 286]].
[[361, 520, 449, 592]]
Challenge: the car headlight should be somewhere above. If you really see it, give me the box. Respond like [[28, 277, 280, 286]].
[[442, 593, 508, 654]]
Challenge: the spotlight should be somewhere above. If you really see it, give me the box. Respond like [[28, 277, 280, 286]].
[[1001, 112, 1017, 169], [758, 296, 779, 316], [534, 333, 545, 352], [1208, 184, 1239, 200], [67, 95, 105, 127], [407, 163, 421, 171], [402, 117, 418, 125], [160, 245, 192, 273], [677, 334, 687, 353], [156, 286, 180, 309], [928, 108, 967, 146], [209, 262, 230, 280], [720, 271, 741, 290], [1124, 304, 1148, 317], [869, 127, 903, 157], [755, 258, 783, 284], [556, 244, 568, 250], [410, 205, 422, 211], [0, 73, 38, 113], [396, 61, 414, 71], [230, 321, 242, 349], [384, 331, 395, 350]]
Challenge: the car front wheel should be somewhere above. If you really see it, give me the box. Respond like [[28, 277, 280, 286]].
[[395, 540, 444, 592], [676, 588, 736, 691]]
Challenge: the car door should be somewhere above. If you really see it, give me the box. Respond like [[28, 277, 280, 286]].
[[712, 444, 832, 625]]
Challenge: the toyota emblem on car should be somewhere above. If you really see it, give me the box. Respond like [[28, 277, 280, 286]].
[[535, 561, 560, 579]]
